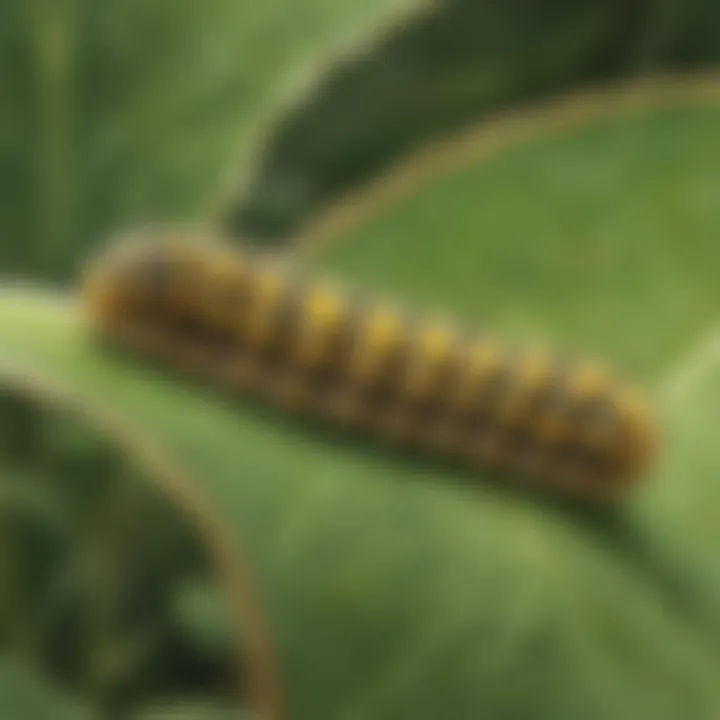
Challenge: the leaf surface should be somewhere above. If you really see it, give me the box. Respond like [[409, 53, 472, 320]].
[[2, 102, 720, 718]]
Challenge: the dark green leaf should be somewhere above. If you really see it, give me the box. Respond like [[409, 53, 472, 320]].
[[0, 0, 421, 278]]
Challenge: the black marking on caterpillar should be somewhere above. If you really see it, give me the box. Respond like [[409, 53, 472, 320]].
[[82, 227, 656, 502]]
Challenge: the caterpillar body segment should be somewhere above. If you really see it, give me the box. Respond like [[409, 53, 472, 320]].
[[82, 228, 656, 502]]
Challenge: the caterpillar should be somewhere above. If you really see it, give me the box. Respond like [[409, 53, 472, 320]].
[[81, 226, 656, 502]]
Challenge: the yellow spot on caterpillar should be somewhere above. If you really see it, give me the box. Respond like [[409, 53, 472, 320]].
[[245, 264, 286, 345], [295, 285, 347, 366], [404, 321, 456, 398], [252, 265, 285, 305], [200, 251, 249, 333], [349, 306, 404, 382], [364, 306, 403, 348], [615, 389, 648, 425], [304, 286, 345, 330], [517, 351, 553, 391], [418, 321, 455, 360], [492, 352, 553, 426], [205, 255, 246, 295], [453, 341, 502, 410], [567, 363, 609, 400], [469, 342, 502, 373]]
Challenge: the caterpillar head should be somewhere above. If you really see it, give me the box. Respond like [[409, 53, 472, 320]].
[[82, 225, 223, 329]]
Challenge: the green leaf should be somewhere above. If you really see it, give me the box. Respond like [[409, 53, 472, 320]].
[[0, 0, 421, 277], [235, 2, 720, 240], [3, 99, 720, 718], [308, 96, 720, 705], [313, 102, 720, 379], [234, 0, 635, 239], [0, 281, 718, 719], [0, 658, 89, 719], [635, 334, 720, 640]]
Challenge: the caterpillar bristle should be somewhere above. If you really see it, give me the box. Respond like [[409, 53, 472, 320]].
[[82, 227, 657, 502]]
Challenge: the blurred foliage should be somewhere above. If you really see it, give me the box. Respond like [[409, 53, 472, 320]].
[[0, 388, 242, 717], [2, 0, 720, 717], [233, 0, 720, 240], [130, 702, 241, 720], [0, 659, 89, 719], [0, 0, 415, 280]]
